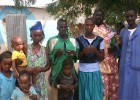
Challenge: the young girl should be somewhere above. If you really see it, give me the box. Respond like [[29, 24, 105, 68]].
[[0, 51, 16, 100], [11, 71, 37, 100], [54, 57, 78, 100]]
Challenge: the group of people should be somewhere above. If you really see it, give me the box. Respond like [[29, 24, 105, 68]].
[[0, 7, 140, 100]]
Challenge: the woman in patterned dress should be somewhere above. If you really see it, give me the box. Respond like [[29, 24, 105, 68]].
[[24, 21, 50, 100]]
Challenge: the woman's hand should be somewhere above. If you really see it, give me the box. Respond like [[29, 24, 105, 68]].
[[33, 67, 44, 74]]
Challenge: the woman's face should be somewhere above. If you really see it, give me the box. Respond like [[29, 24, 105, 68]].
[[31, 30, 43, 43]]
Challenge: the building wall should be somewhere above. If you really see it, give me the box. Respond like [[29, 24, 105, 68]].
[[0, 6, 58, 53]]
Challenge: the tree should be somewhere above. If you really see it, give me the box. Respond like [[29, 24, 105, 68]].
[[46, 0, 140, 25], [13, 0, 36, 9]]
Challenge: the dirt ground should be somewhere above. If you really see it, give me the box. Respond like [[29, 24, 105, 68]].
[[45, 62, 79, 100]]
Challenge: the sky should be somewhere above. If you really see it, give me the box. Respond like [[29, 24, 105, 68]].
[[0, 0, 55, 7]]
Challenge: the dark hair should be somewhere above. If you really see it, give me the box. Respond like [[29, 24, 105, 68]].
[[85, 18, 94, 23], [19, 71, 31, 81], [93, 9, 104, 18], [57, 18, 67, 26], [0, 51, 12, 62], [125, 7, 137, 14], [62, 57, 73, 69]]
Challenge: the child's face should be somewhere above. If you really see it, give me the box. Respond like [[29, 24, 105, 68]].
[[1, 58, 12, 72], [19, 75, 30, 91], [12, 38, 23, 51], [63, 65, 72, 76]]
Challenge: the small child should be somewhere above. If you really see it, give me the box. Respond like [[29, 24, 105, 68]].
[[11, 36, 36, 84], [11, 71, 37, 100], [54, 57, 78, 100], [11, 36, 28, 76], [0, 51, 16, 100]]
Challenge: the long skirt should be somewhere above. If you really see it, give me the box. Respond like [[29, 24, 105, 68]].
[[79, 71, 104, 100]]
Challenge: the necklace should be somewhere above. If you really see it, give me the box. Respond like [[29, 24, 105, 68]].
[[31, 44, 40, 58]]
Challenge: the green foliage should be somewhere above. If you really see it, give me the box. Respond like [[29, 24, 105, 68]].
[[46, 0, 140, 25], [13, 0, 36, 9]]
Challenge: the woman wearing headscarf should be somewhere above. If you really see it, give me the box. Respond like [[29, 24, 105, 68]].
[[24, 21, 50, 100]]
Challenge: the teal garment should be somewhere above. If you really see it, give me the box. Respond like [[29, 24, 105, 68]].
[[79, 71, 104, 100], [0, 72, 16, 100], [47, 35, 78, 84], [11, 86, 37, 100]]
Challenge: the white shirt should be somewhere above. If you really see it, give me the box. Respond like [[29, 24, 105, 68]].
[[128, 28, 136, 39]]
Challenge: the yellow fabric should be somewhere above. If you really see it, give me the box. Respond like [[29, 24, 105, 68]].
[[12, 50, 27, 66], [93, 25, 118, 74]]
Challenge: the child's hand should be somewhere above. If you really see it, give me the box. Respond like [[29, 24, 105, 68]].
[[15, 58, 23, 66], [69, 85, 74, 90], [22, 88, 30, 95], [60, 84, 69, 90], [13, 71, 19, 78]]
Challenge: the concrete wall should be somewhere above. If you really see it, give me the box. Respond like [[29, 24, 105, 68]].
[[0, 6, 58, 53]]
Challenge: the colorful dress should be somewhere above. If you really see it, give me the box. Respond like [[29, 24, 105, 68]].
[[27, 44, 48, 100], [93, 24, 118, 100]]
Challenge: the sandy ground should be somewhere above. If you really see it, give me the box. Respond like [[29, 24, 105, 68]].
[[45, 62, 79, 100]]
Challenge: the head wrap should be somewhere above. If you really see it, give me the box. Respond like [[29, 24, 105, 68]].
[[30, 21, 45, 39]]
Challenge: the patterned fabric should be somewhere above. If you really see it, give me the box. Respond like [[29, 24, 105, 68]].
[[27, 44, 48, 100], [93, 24, 118, 100], [102, 74, 118, 100], [93, 24, 118, 74]]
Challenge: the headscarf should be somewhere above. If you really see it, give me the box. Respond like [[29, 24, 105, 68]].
[[30, 21, 45, 39]]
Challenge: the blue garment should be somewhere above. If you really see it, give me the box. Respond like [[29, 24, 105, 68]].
[[11, 86, 37, 100], [0, 72, 16, 100], [78, 71, 103, 100], [76, 35, 104, 100], [118, 25, 140, 100], [76, 35, 103, 63]]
